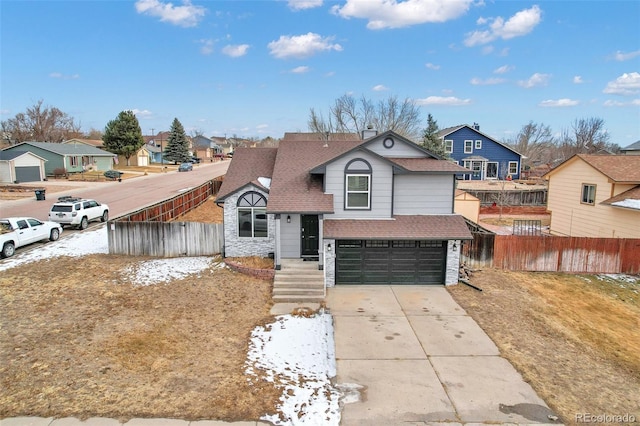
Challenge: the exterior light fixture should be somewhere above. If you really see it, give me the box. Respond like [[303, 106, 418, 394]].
[[452, 242, 457, 252], [287, 215, 291, 223]]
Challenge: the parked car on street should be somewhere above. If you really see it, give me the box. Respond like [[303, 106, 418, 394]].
[[0, 217, 62, 258], [48, 196, 109, 230], [178, 163, 193, 172]]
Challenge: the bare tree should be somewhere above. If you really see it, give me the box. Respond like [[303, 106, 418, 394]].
[[0, 100, 80, 144], [308, 94, 422, 140], [556, 117, 612, 162], [505, 121, 555, 169]]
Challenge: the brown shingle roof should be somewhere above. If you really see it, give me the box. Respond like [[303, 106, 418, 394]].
[[601, 185, 640, 204], [216, 148, 278, 201], [576, 154, 640, 182], [324, 215, 472, 240], [266, 139, 362, 213], [388, 157, 469, 173]]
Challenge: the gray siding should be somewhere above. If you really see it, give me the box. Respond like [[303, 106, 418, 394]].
[[325, 151, 393, 219], [393, 174, 454, 214], [223, 186, 276, 257], [280, 214, 301, 258], [366, 136, 425, 158]]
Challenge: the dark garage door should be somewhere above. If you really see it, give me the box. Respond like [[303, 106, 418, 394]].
[[15, 166, 41, 182], [336, 240, 446, 285]]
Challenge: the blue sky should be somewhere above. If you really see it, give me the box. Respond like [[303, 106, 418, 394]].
[[1, 0, 639, 146]]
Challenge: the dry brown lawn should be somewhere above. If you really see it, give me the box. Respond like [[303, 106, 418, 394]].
[[0, 254, 281, 422], [448, 269, 640, 425]]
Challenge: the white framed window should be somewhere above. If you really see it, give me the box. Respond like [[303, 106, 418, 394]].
[[444, 139, 453, 153], [581, 184, 596, 205], [508, 161, 518, 175], [346, 174, 370, 209], [475, 140, 482, 149], [70, 156, 79, 167], [464, 140, 473, 153], [237, 191, 268, 238]]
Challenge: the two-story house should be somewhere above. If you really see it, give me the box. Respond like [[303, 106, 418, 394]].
[[215, 131, 472, 287], [544, 154, 640, 238], [438, 123, 522, 180]]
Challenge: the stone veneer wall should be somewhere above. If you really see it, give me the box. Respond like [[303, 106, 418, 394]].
[[223, 187, 276, 258], [323, 239, 336, 287], [445, 240, 461, 285]]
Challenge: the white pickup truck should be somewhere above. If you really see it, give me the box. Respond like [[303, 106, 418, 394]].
[[0, 217, 63, 258]]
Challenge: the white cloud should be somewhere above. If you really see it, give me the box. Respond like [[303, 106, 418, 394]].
[[603, 72, 640, 95], [414, 96, 471, 106], [518, 72, 551, 88], [464, 5, 541, 46], [132, 109, 153, 118], [331, 0, 473, 30], [470, 77, 505, 85], [288, 0, 323, 10], [0, 109, 10, 115], [222, 44, 250, 57], [49, 72, 80, 80], [291, 66, 310, 73], [425, 63, 440, 70], [573, 75, 584, 84], [268, 33, 342, 59], [199, 39, 214, 55], [494, 65, 513, 74], [613, 50, 640, 61], [539, 98, 579, 107], [372, 84, 388, 91], [135, 0, 206, 27]]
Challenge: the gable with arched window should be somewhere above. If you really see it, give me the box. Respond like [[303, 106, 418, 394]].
[[237, 191, 268, 237], [344, 158, 372, 210]]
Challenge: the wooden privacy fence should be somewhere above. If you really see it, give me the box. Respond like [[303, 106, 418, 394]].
[[486, 235, 640, 274], [117, 179, 223, 222], [108, 221, 223, 257], [107, 178, 225, 257], [463, 188, 547, 206]]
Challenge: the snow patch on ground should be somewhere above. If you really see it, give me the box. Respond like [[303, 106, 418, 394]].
[[246, 314, 340, 425], [123, 257, 224, 286], [0, 226, 108, 272]]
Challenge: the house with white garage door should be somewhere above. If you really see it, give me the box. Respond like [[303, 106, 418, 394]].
[[0, 150, 47, 183], [215, 130, 473, 287]]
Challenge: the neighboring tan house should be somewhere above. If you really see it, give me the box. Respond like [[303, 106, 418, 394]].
[[438, 123, 522, 181], [1, 141, 115, 176], [63, 137, 149, 167], [454, 189, 481, 223], [544, 154, 640, 238], [0, 150, 47, 183], [621, 140, 640, 155], [215, 130, 473, 287]]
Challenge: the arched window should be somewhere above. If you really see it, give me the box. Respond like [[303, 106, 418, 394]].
[[344, 158, 372, 210], [237, 191, 268, 237]]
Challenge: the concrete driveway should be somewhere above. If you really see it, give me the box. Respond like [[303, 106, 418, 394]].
[[326, 285, 560, 425]]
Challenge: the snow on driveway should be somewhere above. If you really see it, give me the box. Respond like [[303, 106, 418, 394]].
[[0, 225, 341, 424]]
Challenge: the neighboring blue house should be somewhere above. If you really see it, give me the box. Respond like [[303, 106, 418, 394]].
[[438, 123, 522, 180]]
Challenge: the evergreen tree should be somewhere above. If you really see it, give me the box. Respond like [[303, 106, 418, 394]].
[[102, 110, 145, 166], [163, 118, 191, 164], [421, 113, 448, 158]]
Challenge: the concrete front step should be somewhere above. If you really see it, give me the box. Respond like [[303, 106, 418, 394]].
[[273, 294, 326, 303], [273, 259, 325, 302], [274, 281, 324, 289]]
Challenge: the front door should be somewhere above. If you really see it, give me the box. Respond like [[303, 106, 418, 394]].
[[300, 215, 319, 257]]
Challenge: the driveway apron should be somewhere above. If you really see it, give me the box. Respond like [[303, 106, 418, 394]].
[[326, 285, 560, 426]]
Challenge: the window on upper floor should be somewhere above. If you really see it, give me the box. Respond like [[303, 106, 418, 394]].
[[345, 158, 372, 210], [475, 140, 482, 149], [444, 140, 453, 153], [581, 184, 596, 205], [508, 161, 518, 175], [237, 191, 268, 237], [464, 140, 473, 153]]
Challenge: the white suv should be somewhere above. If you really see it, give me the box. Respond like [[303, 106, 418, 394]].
[[49, 196, 109, 229]]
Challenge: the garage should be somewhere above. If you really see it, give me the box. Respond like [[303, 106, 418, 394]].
[[15, 166, 42, 182], [336, 239, 446, 285]]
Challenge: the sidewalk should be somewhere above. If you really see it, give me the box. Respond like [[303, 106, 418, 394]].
[[326, 285, 561, 425]]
